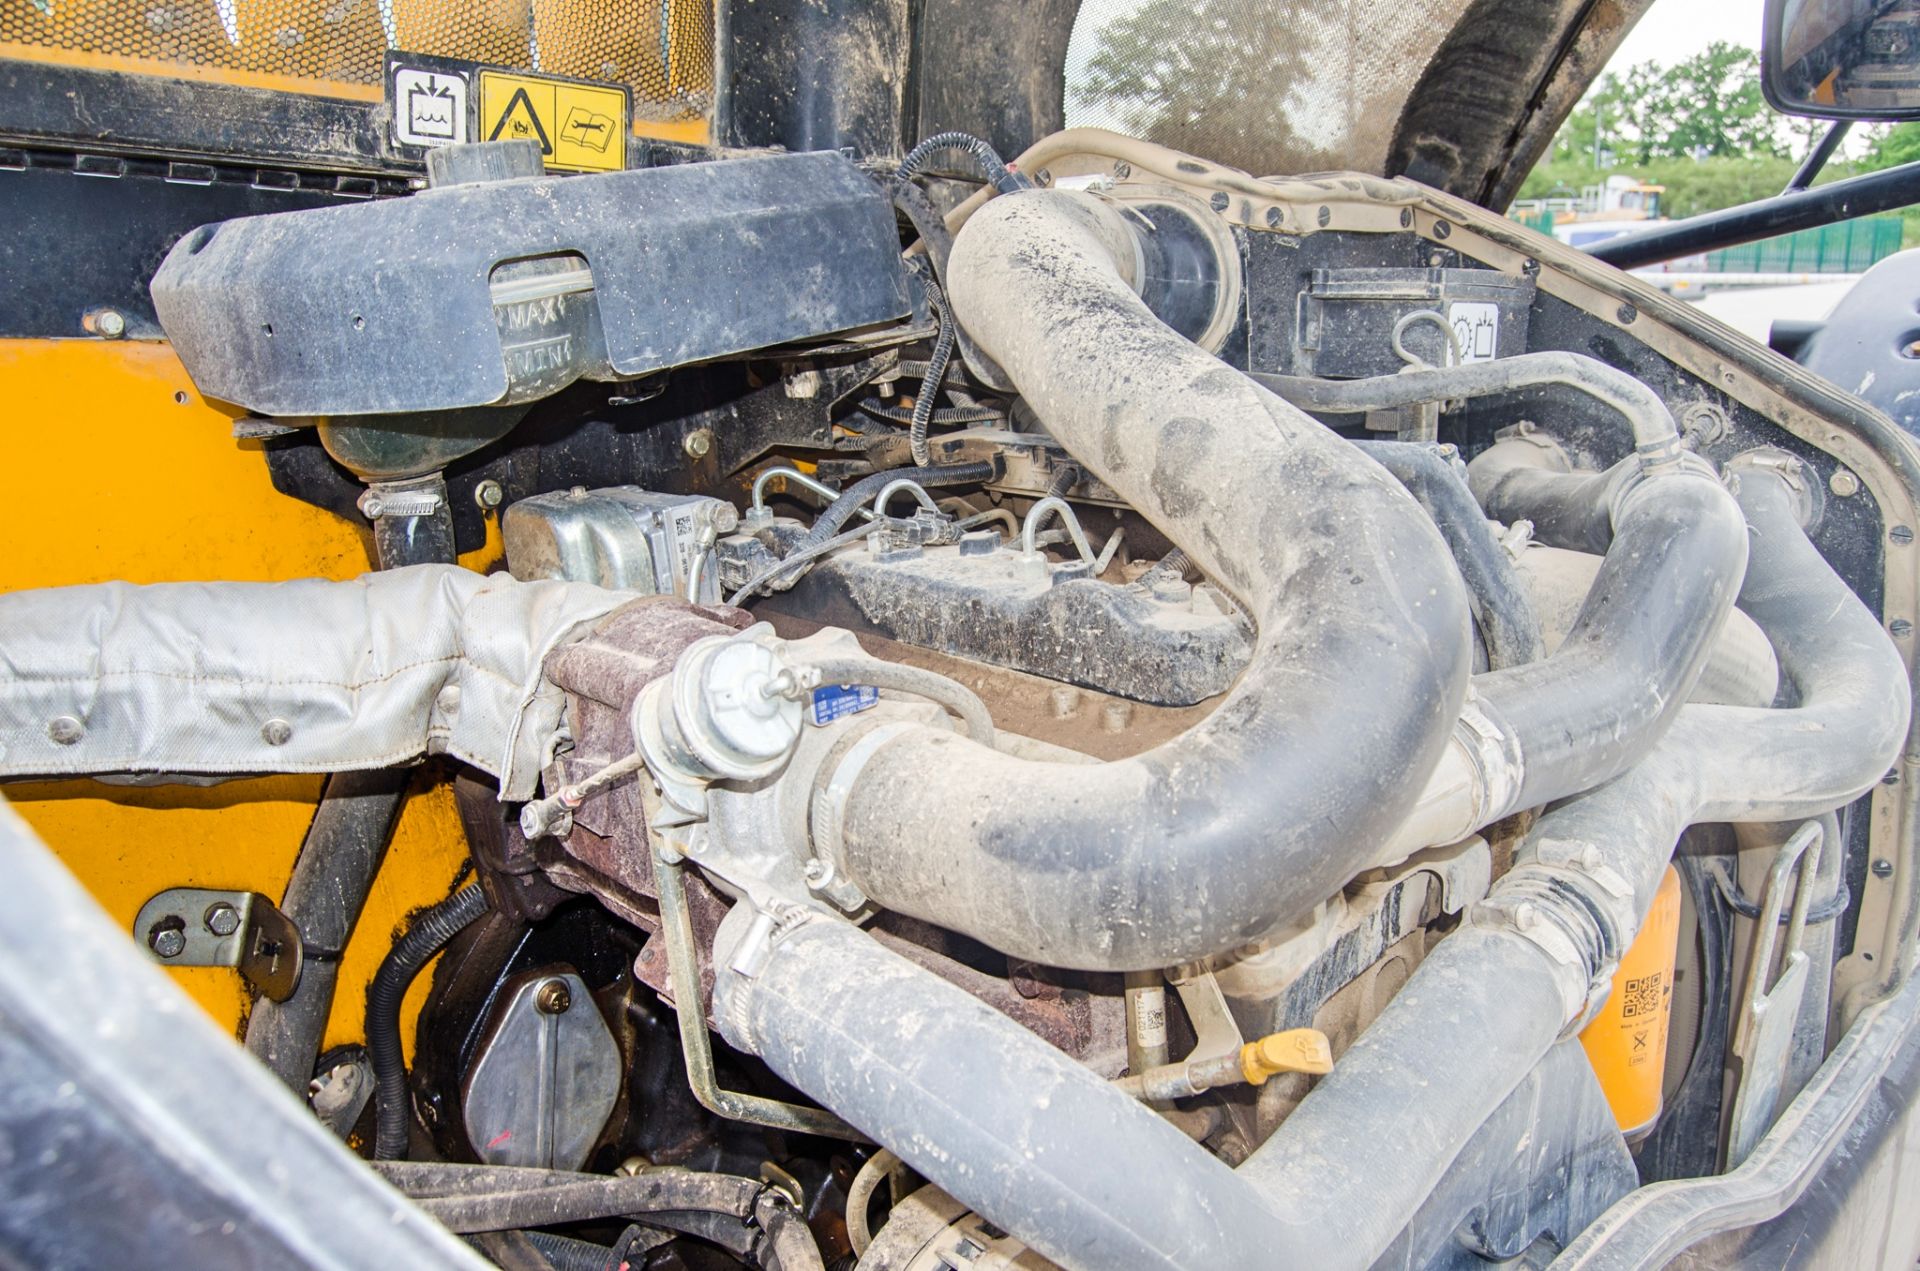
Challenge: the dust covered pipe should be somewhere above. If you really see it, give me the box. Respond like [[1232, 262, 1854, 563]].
[[1236, 467, 1909, 1266], [712, 911, 1298, 1269], [812, 189, 1475, 972]]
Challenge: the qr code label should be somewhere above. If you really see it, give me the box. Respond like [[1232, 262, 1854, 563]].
[[1620, 973, 1665, 1019]]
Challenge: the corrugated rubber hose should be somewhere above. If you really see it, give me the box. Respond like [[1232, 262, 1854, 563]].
[[367, 884, 491, 1160]]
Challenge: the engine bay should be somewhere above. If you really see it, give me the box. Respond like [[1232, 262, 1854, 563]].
[[2, 127, 1916, 1269]]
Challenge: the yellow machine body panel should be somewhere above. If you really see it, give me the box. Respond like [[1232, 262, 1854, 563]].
[[0, 337, 481, 1058]]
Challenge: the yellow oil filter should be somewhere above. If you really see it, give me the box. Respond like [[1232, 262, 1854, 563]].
[[1579, 865, 1682, 1137]]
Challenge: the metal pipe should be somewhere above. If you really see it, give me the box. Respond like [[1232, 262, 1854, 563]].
[[751, 466, 871, 521], [1589, 159, 1920, 271], [817, 189, 1475, 971], [653, 852, 867, 1142], [1018, 495, 1095, 563], [244, 768, 410, 1090], [1785, 120, 1851, 193], [1254, 351, 1685, 472], [872, 478, 940, 520]]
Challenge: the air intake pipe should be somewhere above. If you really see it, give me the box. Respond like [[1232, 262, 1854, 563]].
[[808, 189, 1476, 972], [1236, 466, 1908, 1267]]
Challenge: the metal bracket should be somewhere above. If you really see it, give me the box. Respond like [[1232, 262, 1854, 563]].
[[651, 847, 867, 1143], [1169, 965, 1247, 1062], [1727, 821, 1823, 1168], [133, 888, 304, 1002]]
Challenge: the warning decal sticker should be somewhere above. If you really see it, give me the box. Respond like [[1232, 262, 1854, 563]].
[[385, 54, 474, 153], [479, 69, 629, 173]]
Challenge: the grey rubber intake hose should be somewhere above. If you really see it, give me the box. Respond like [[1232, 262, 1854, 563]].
[[713, 911, 1298, 1270], [1236, 467, 1907, 1267], [813, 188, 1475, 972], [1375, 445, 1750, 863]]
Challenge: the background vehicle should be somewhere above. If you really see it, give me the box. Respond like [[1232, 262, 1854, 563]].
[[3, 0, 1920, 1268]]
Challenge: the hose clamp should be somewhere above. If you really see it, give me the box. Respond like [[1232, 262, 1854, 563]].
[[1455, 691, 1525, 827], [806, 720, 918, 913], [1611, 448, 1721, 523], [1471, 863, 1624, 1033]]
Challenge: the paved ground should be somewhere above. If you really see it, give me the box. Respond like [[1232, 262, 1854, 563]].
[[1686, 279, 1858, 344]]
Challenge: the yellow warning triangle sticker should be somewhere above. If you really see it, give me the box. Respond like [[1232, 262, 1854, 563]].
[[487, 86, 552, 155]]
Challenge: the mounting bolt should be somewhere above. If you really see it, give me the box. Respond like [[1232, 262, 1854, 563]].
[[1830, 469, 1861, 498], [148, 923, 186, 959], [204, 903, 241, 937], [1873, 858, 1895, 879], [94, 308, 127, 338], [474, 479, 505, 510], [803, 859, 831, 888], [1892, 525, 1914, 546], [683, 429, 715, 460], [535, 978, 573, 1015]]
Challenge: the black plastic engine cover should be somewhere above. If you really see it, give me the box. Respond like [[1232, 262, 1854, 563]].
[[149, 150, 909, 417]]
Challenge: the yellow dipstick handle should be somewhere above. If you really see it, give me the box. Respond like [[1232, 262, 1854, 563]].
[[1240, 1029, 1334, 1085]]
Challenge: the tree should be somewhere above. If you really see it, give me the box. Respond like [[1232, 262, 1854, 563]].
[[1659, 43, 1782, 160], [1070, 0, 1322, 175], [1545, 44, 1782, 169], [1861, 121, 1920, 170]]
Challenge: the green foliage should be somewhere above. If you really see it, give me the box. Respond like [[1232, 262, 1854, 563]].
[[1860, 121, 1920, 171], [1521, 41, 1920, 230], [1551, 43, 1783, 168], [1521, 153, 1853, 219]]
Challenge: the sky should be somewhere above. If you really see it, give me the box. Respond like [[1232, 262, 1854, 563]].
[[1611, 0, 1769, 70], [1600, 0, 1881, 156]]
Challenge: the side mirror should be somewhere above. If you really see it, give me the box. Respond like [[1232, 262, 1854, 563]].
[[1764, 0, 1920, 119]]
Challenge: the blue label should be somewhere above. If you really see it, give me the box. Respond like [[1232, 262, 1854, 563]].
[[810, 682, 879, 725]]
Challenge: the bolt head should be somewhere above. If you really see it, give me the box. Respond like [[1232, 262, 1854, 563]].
[[1873, 858, 1895, 879], [1830, 469, 1861, 498], [535, 978, 572, 1015], [47, 715, 84, 745], [474, 479, 505, 510], [95, 309, 126, 338], [149, 925, 186, 959], [683, 429, 714, 459], [803, 859, 830, 888], [204, 903, 241, 937], [261, 718, 293, 747]]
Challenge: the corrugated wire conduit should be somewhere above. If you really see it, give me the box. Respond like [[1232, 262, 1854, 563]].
[[714, 189, 1906, 1268]]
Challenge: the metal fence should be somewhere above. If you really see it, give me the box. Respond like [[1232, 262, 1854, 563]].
[[1705, 216, 1905, 273]]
